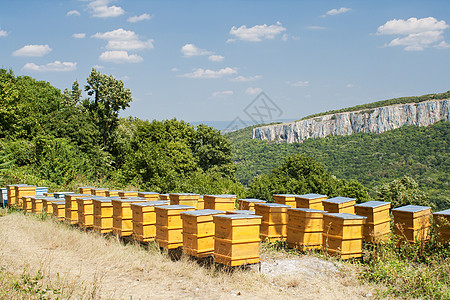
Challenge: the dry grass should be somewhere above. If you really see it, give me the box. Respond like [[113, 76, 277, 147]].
[[0, 211, 377, 299]]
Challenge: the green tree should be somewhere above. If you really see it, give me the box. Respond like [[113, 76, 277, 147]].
[[84, 68, 132, 150], [375, 175, 431, 208]]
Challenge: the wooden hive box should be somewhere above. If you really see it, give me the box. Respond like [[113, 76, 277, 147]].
[[106, 190, 122, 197], [16, 185, 36, 208], [181, 209, 225, 257], [78, 186, 95, 195], [92, 188, 108, 197], [112, 198, 149, 236], [273, 194, 297, 208], [52, 201, 66, 221], [323, 213, 366, 259], [238, 199, 266, 211], [31, 196, 47, 214], [295, 193, 327, 210], [322, 197, 356, 214], [119, 191, 139, 198], [155, 205, 196, 249], [6, 185, 24, 206], [22, 196, 34, 212], [77, 197, 95, 228], [42, 198, 59, 215], [131, 201, 170, 242], [65, 194, 91, 225], [355, 201, 391, 243], [255, 203, 290, 241], [169, 193, 200, 207], [92, 198, 114, 233], [433, 209, 450, 244], [226, 210, 255, 215], [138, 192, 159, 200], [392, 205, 431, 243], [0, 188, 6, 207], [203, 195, 237, 211], [213, 214, 262, 266], [43, 192, 54, 197], [159, 194, 170, 200], [287, 208, 328, 250]]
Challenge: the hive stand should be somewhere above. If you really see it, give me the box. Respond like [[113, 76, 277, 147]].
[[106, 190, 123, 197], [42, 198, 60, 216], [433, 209, 450, 244], [16, 185, 36, 208], [138, 192, 159, 200], [287, 208, 328, 250], [323, 213, 366, 259], [52, 201, 66, 221], [392, 205, 431, 243], [355, 201, 391, 243], [273, 194, 297, 208], [112, 198, 148, 237], [65, 194, 91, 225], [119, 191, 139, 198], [169, 193, 200, 208], [93, 198, 115, 233], [92, 188, 108, 197], [181, 209, 225, 258], [159, 194, 170, 200], [77, 196, 96, 228], [255, 203, 291, 242], [78, 186, 95, 195], [204, 195, 237, 211], [295, 193, 327, 210], [226, 210, 255, 215], [237, 199, 267, 211], [213, 214, 262, 267], [322, 197, 356, 214], [131, 200, 170, 242], [155, 205, 196, 249]]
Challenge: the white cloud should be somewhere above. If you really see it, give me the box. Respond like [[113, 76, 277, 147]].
[[72, 33, 86, 39], [281, 34, 288, 41], [0, 29, 7, 37], [13, 44, 52, 57], [325, 7, 351, 16], [377, 17, 449, 51], [181, 43, 212, 57], [67, 10, 80, 16], [212, 90, 233, 97], [435, 41, 450, 49], [229, 21, 286, 42], [127, 13, 151, 23], [93, 64, 104, 69], [88, 0, 124, 18], [92, 28, 154, 50], [208, 55, 224, 62], [307, 26, 327, 30], [179, 67, 237, 79], [171, 67, 180, 72], [287, 80, 309, 87], [99, 51, 143, 63], [346, 83, 354, 88], [245, 87, 262, 95], [22, 61, 77, 72], [230, 75, 262, 82]]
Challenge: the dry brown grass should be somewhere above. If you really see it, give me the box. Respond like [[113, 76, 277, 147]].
[[0, 211, 378, 299]]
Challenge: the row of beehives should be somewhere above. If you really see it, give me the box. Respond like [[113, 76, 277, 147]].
[[4, 185, 450, 266]]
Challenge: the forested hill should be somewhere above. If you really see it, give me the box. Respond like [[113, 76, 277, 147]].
[[227, 121, 450, 209]]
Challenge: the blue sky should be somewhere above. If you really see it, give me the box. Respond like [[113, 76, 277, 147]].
[[1, 0, 450, 126]]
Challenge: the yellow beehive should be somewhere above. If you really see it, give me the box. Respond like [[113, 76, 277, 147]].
[[273, 194, 296, 208], [106, 190, 122, 197], [6, 185, 21, 206], [31, 196, 45, 214], [77, 197, 95, 228], [93, 198, 114, 233], [255, 203, 290, 241], [213, 214, 262, 266], [93, 188, 108, 196], [323, 213, 366, 259], [433, 209, 450, 244], [203, 195, 237, 211], [137, 192, 159, 200], [392, 205, 431, 243], [181, 209, 225, 257], [43, 192, 54, 197], [238, 199, 266, 211], [322, 197, 356, 214], [159, 194, 170, 200], [170, 193, 200, 207], [197, 195, 204, 210], [42, 198, 59, 215], [119, 191, 139, 198], [295, 193, 327, 210], [52, 201, 66, 221], [112, 198, 149, 236], [16, 185, 36, 208], [287, 208, 328, 250], [355, 201, 391, 243], [226, 210, 255, 215], [22, 196, 34, 212], [131, 201, 169, 242], [155, 205, 196, 249], [78, 186, 95, 195], [65, 194, 91, 225]]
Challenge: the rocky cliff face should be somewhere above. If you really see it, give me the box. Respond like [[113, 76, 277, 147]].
[[252, 99, 450, 143]]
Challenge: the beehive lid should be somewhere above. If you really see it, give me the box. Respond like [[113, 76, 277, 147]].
[[391, 205, 431, 213], [355, 201, 390, 208], [204, 194, 236, 198], [8, 184, 29, 187], [322, 197, 356, 204], [238, 198, 266, 203], [55, 192, 75, 196], [170, 193, 200, 196], [139, 192, 159, 195], [53, 201, 65, 205], [180, 209, 225, 216], [255, 203, 291, 208], [273, 194, 298, 197], [288, 208, 328, 213], [295, 193, 327, 199], [157, 205, 196, 210], [33, 196, 55, 200], [79, 186, 95, 189], [160, 194, 169, 197], [130, 201, 169, 207], [36, 187, 49, 190], [93, 198, 112, 203], [213, 214, 262, 220], [108, 190, 123, 192], [120, 197, 147, 201], [325, 213, 366, 220], [227, 210, 255, 215], [433, 209, 450, 216]]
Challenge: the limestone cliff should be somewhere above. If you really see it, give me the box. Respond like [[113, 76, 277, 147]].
[[252, 99, 450, 143]]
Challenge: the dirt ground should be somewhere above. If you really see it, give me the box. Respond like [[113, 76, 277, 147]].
[[0, 212, 379, 299]]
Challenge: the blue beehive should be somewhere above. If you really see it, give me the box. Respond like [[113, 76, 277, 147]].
[[0, 188, 7, 207], [36, 187, 49, 196]]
